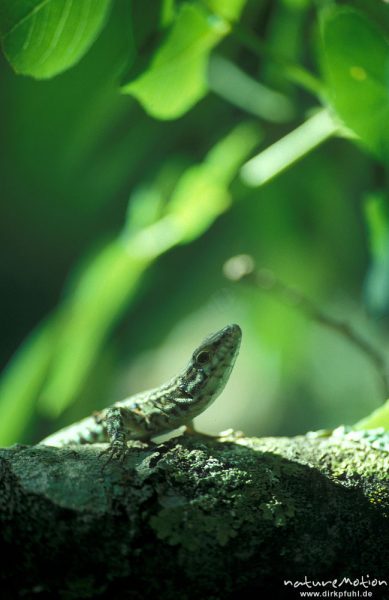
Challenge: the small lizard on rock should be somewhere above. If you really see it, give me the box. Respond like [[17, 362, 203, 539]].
[[40, 324, 242, 461]]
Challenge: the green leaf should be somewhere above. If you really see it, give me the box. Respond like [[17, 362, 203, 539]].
[[122, 3, 230, 120], [125, 186, 165, 236], [363, 193, 389, 316], [0, 320, 54, 445], [165, 166, 231, 243], [321, 7, 389, 160], [0, 0, 112, 79], [354, 397, 389, 431], [203, 0, 246, 22], [167, 121, 261, 243], [38, 241, 149, 416]]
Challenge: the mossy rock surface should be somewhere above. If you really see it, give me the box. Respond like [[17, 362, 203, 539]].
[[0, 433, 388, 599]]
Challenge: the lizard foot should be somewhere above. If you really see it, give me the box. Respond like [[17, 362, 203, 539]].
[[99, 442, 129, 467]]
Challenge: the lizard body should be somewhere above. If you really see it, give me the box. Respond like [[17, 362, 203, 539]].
[[40, 323, 242, 460]]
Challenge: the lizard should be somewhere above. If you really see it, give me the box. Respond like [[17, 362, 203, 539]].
[[39, 323, 242, 462]]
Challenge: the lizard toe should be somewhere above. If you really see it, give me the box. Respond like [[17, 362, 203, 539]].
[[99, 442, 129, 467]]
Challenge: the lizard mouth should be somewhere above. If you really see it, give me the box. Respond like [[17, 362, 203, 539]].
[[214, 323, 242, 351], [207, 323, 242, 346], [224, 323, 242, 339]]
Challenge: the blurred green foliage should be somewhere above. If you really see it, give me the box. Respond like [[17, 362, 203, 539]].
[[0, 0, 113, 79], [1, 0, 389, 446]]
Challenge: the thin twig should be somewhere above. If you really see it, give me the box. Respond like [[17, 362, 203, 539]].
[[223, 255, 389, 399]]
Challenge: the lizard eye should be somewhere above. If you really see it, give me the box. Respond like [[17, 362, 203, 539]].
[[195, 350, 210, 365]]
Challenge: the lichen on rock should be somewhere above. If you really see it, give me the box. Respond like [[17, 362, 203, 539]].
[[0, 432, 388, 599]]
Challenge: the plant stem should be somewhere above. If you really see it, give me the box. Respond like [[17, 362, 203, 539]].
[[232, 22, 324, 98]]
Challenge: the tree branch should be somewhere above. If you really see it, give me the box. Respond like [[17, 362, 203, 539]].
[[224, 255, 389, 399], [1, 433, 388, 599]]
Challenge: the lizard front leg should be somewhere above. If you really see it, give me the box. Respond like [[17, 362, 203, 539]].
[[99, 406, 130, 464], [100, 405, 153, 464]]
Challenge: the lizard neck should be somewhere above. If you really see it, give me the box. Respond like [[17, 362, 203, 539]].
[[159, 369, 221, 417]]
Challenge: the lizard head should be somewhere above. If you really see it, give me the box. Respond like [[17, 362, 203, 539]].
[[183, 323, 242, 404]]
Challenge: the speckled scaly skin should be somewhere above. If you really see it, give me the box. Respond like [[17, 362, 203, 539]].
[[40, 324, 242, 460]]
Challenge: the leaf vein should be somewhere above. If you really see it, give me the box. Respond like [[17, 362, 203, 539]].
[[31, 0, 73, 69], [64, 0, 92, 59], [2, 0, 52, 39]]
